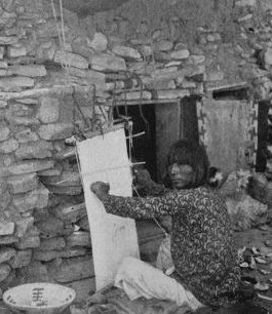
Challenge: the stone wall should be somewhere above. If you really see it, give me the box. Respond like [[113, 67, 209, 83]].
[[0, 0, 272, 300]]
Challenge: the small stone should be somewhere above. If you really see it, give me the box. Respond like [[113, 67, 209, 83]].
[[0, 61, 8, 69], [258, 269, 270, 275], [0, 36, 18, 45], [0, 100, 7, 108], [174, 42, 187, 50], [68, 278, 96, 304], [12, 185, 49, 212], [190, 55, 205, 64], [15, 141, 53, 159], [66, 232, 91, 248], [15, 128, 38, 143], [0, 138, 19, 153], [263, 48, 272, 69], [258, 225, 269, 231], [10, 249, 32, 268], [38, 96, 60, 123], [42, 170, 81, 187], [36, 215, 65, 238], [15, 98, 38, 105], [170, 49, 190, 60], [0, 247, 16, 264], [0, 222, 15, 236], [154, 40, 173, 52], [252, 247, 261, 255], [7, 116, 40, 126], [118, 91, 152, 101], [7, 46, 27, 58], [179, 81, 197, 89], [54, 50, 88, 69], [236, 0, 256, 6], [7, 65, 47, 77], [152, 67, 179, 80], [7, 102, 34, 117], [207, 33, 221, 42], [112, 45, 141, 60], [90, 53, 126, 72], [207, 70, 224, 81], [139, 45, 152, 57], [88, 32, 108, 52], [85, 70, 106, 90], [52, 202, 86, 223], [0, 126, 10, 142], [238, 14, 253, 22], [0, 160, 54, 177], [153, 51, 171, 62], [16, 236, 40, 249], [254, 282, 269, 291], [0, 46, 4, 59], [146, 79, 176, 90], [33, 248, 87, 262], [156, 89, 190, 99], [36, 40, 57, 61], [15, 217, 34, 238], [165, 61, 182, 68], [0, 264, 11, 282], [38, 123, 73, 140], [48, 255, 94, 282], [0, 181, 12, 211], [38, 167, 62, 177], [240, 262, 249, 268], [0, 77, 34, 90], [8, 173, 39, 194], [265, 240, 272, 247], [255, 257, 267, 264], [0, 69, 7, 76], [39, 237, 66, 251], [0, 235, 18, 245]]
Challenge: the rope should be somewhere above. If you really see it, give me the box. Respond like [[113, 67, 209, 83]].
[[75, 142, 84, 188], [50, 0, 62, 49], [50, 0, 72, 86]]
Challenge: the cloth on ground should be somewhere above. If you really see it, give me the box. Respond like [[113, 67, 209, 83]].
[[114, 256, 203, 312]]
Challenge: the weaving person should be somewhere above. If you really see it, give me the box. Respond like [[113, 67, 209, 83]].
[[90, 139, 241, 311]]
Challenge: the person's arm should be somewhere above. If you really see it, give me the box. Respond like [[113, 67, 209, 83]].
[[133, 168, 170, 196], [91, 181, 193, 219], [102, 193, 179, 219]]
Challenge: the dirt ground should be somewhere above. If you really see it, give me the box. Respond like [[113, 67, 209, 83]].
[[1, 225, 272, 314]]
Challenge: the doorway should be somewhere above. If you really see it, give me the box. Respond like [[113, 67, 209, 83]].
[[114, 96, 200, 183]]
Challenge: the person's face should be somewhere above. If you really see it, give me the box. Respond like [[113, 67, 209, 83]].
[[168, 163, 194, 189]]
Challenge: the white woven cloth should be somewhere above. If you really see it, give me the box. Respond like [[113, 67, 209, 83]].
[[115, 257, 203, 312], [77, 127, 139, 290]]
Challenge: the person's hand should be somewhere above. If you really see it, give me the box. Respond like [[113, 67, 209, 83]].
[[90, 181, 110, 201], [133, 167, 154, 189]]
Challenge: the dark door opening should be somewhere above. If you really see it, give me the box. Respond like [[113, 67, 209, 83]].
[[113, 96, 200, 183], [113, 104, 157, 181]]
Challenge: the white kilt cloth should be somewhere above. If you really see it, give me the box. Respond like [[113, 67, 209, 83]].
[[114, 257, 203, 312]]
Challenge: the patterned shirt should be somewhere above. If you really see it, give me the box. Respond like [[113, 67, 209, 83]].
[[102, 186, 241, 308]]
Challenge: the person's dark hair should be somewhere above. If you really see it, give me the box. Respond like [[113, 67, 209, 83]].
[[163, 139, 210, 188]]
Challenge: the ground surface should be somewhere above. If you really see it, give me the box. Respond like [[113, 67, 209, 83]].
[[1, 225, 272, 314]]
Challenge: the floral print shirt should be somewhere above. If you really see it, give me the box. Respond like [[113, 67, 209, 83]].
[[102, 186, 241, 308]]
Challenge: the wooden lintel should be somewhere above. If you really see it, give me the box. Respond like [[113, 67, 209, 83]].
[[113, 99, 180, 106], [206, 82, 249, 92]]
